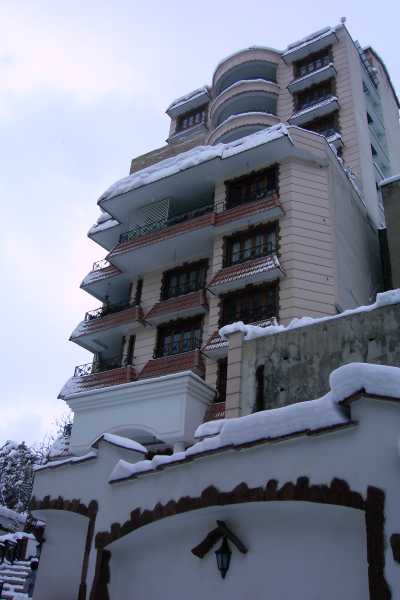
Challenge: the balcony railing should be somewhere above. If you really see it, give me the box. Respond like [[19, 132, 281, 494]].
[[84, 300, 132, 321], [222, 305, 277, 327], [295, 55, 331, 79], [224, 187, 277, 211], [229, 242, 277, 267], [119, 204, 214, 244], [92, 258, 111, 272], [153, 337, 202, 359], [74, 355, 124, 377], [296, 93, 334, 113]]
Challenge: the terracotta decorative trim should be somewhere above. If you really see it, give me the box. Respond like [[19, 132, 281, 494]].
[[30, 496, 98, 600], [92, 478, 390, 599]]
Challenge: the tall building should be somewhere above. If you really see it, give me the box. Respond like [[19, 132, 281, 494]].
[[31, 23, 400, 600], [60, 22, 399, 455]]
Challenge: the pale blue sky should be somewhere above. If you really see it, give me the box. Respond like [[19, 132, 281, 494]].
[[1, 0, 399, 445]]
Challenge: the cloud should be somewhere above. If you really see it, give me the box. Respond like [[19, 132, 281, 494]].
[[0, 4, 150, 105]]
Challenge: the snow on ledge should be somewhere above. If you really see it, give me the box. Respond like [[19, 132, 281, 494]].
[[98, 124, 291, 204], [167, 86, 209, 112], [109, 362, 400, 483], [92, 433, 147, 454], [378, 173, 400, 187], [34, 451, 97, 472], [219, 289, 400, 342]]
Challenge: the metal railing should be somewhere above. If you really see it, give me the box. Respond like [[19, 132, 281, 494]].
[[74, 355, 125, 377], [296, 93, 335, 113], [92, 258, 110, 272], [153, 337, 201, 359], [84, 300, 132, 322], [229, 242, 277, 266], [295, 54, 331, 78], [119, 204, 214, 244], [222, 305, 277, 327]]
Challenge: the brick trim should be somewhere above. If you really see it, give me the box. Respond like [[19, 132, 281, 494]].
[[93, 478, 390, 599]]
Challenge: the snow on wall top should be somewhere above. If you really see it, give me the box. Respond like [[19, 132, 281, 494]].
[[109, 362, 400, 483], [166, 86, 209, 112], [98, 124, 291, 205], [219, 288, 400, 342], [92, 433, 147, 454], [34, 451, 97, 472]]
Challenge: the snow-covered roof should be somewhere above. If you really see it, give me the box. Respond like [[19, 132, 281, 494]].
[[213, 46, 283, 77], [109, 362, 400, 483], [98, 124, 291, 205], [92, 433, 147, 454], [378, 173, 400, 187], [166, 86, 209, 114], [88, 215, 120, 236], [219, 288, 400, 342], [283, 26, 338, 57]]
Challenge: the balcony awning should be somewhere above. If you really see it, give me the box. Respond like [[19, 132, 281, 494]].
[[208, 254, 283, 295], [145, 291, 208, 326]]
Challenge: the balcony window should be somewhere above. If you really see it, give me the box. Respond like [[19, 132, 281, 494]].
[[161, 260, 208, 300], [176, 105, 207, 132], [294, 48, 332, 78], [224, 224, 278, 267], [220, 283, 278, 326], [155, 317, 203, 357], [226, 166, 278, 210], [294, 79, 334, 112], [302, 113, 339, 139]]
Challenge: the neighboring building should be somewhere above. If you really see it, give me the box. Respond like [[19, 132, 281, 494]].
[[31, 22, 400, 600]]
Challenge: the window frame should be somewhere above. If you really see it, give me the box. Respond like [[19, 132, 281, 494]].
[[161, 260, 208, 300], [219, 283, 278, 327], [225, 165, 278, 211], [294, 78, 335, 112], [155, 316, 204, 358], [293, 47, 333, 79], [176, 105, 208, 133], [223, 223, 278, 268]]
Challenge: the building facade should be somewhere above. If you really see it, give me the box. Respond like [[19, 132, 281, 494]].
[[32, 22, 400, 600]]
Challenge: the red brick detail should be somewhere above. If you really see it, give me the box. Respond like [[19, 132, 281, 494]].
[[202, 331, 228, 353], [203, 402, 225, 422], [69, 366, 137, 394], [109, 213, 215, 257], [215, 194, 281, 228], [145, 290, 208, 322], [73, 306, 143, 338], [208, 254, 280, 289], [138, 350, 205, 380]]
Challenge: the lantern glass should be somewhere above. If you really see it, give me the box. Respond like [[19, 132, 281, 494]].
[[215, 537, 232, 579]]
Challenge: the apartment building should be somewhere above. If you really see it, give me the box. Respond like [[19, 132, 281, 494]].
[[58, 23, 399, 455]]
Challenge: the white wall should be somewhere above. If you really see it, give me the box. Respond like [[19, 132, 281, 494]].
[[109, 502, 368, 600]]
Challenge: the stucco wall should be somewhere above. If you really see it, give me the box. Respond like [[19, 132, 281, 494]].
[[382, 181, 400, 288], [241, 302, 400, 413]]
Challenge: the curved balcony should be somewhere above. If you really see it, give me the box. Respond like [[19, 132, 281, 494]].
[[207, 112, 280, 145], [213, 47, 279, 97], [210, 79, 278, 129]]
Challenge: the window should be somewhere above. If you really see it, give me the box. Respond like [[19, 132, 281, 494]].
[[216, 358, 228, 403], [294, 79, 334, 112], [162, 261, 208, 300], [176, 106, 207, 132], [220, 284, 278, 326], [226, 166, 278, 210], [367, 112, 373, 124], [302, 112, 339, 139], [155, 317, 203, 357], [294, 48, 332, 78], [224, 224, 278, 267]]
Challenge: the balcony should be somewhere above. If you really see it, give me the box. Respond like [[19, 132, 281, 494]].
[[107, 194, 283, 276], [289, 95, 339, 126], [288, 63, 336, 94], [207, 112, 280, 145], [80, 259, 127, 303], [282, 27, 337, 64], [59, 359, 137, 398], [70, 302, 143, 352], [139, 349, 205, 380], [65, 369, 216, 454], [213, 48, 279, 96], [209, 79, 278, 130], [145, 290, 208, 326]]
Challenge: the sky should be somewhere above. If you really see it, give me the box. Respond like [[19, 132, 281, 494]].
[[1, 0, 399, 446]]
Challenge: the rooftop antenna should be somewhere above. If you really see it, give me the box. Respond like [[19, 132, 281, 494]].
[[341, 17, 347, 24]]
